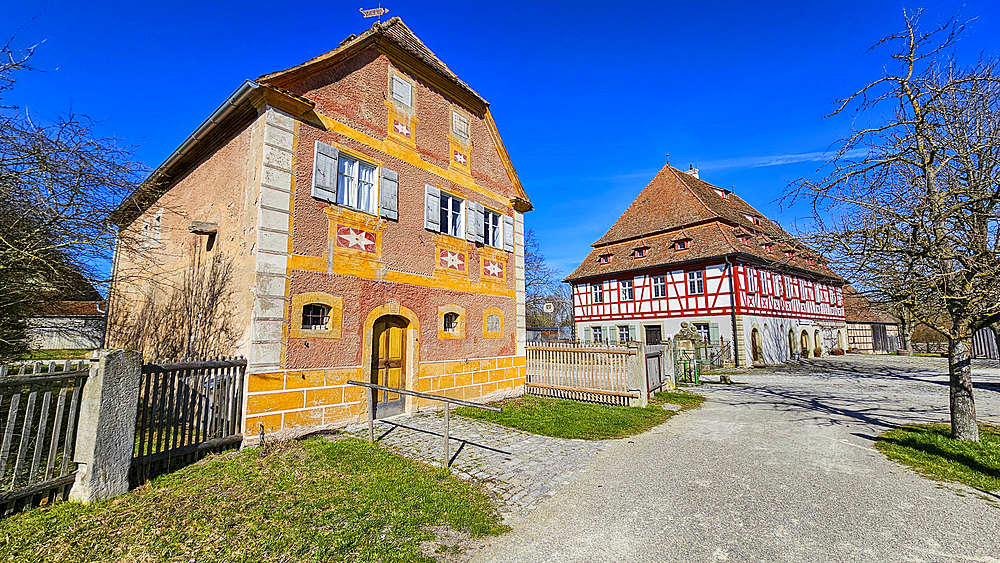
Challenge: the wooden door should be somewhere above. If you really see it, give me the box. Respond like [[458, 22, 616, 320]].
[[371, 316, 406, 418]]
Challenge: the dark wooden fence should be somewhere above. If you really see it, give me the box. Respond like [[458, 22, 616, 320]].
[[0, 361, 89, 515], [132, 357, 246, 486]]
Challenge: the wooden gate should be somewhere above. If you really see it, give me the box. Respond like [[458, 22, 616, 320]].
[[525, 343, 644, 406], [0, 361, 88, 515], [132, 357, 246, 485]]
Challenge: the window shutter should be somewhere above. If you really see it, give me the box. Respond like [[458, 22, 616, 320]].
[[709, 323, 720, 345], [628, 325, 636, 343], [609, 327, 618, 344], [503, 214, 515, 252], [379, 168, 398, 221], [424, 185, 441, 232], [466, 202, 484, 243], [313, 142, 339, 202], [584, 327, 592, 344]]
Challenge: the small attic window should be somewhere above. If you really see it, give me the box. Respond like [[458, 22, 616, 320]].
[[713, 188, 730, 200], [674, 240, 690, 251], [737, 234, 751, 246], [786, 250, 795, 259], [807, 258, 815, 266], [633, 247, 649, 259], [763, 243, 774, 253], [743, 213, 760, 226], [599, 254, 613, 265], [391, 73, 412, 107]]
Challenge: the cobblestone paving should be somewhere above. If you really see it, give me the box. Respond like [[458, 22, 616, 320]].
[[347, 414, 606, 523]]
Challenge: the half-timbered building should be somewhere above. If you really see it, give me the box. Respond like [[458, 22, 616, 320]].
[[565, 165, 846, 366]]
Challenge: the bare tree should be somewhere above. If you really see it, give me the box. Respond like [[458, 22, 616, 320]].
[[524, 229, 562, 327], [0, 40, 143, 360], [788, 11, 1000, 441]]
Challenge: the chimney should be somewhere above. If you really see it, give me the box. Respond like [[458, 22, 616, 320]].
[[684, 164, 699, 179]]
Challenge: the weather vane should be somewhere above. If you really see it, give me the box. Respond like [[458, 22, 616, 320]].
[[360, 4, 389, 23]]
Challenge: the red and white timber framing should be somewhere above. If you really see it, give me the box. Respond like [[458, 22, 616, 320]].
[[573, 260, 844, 323]]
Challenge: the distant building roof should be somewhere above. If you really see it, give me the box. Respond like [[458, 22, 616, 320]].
[[565, 164, 843, 283], [37, 301, 106, 318], [842, 288, 900, 324]]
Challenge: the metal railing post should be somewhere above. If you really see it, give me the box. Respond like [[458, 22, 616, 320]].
[[366, 389, 374, 443], [444, 401, 450, 468]]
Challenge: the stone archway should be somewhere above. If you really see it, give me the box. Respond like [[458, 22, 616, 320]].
[[801, 330, 811, 357], [361, 302, 421, 415]]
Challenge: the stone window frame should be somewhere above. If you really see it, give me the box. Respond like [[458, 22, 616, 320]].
[[437, 304, 466, 339], [289, 293, 343, 339], [483, 307, 504, 339]]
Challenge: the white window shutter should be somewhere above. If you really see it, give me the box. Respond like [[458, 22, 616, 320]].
[[466, 202, 483, 243], [503, 214, 515, 252], [379, 168, 398, 221], [392, 75, 411, 106], [628, 325, 636, 342], [709, 323, 720, 345], [313, 141, 339, 202], [424, 185, 441, 232]]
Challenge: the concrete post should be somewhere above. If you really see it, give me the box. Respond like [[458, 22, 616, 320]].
[[626, 342, 649, 407], [69, 349, 142, 504]]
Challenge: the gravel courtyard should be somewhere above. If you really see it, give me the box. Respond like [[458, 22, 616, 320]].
[[472, 354, 1000, 563]]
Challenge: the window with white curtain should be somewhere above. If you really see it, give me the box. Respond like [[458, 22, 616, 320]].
[[483, 208, 502, 248], [337, 154, 378, 214], [439, 192, 464, 237]]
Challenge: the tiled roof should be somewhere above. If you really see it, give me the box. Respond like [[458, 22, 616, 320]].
[[257, 17, 486, 106], [843, 287, 900, 324], [566, 165, 844, 283], [38, 301, 106, 317]]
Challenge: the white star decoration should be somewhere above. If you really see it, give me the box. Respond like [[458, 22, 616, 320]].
[[484, 261, 503, 277], [441, 251, 464, 269], [394, 121, 410, 136], [453, 151, 467, 165], [338, 228, 372, 251]]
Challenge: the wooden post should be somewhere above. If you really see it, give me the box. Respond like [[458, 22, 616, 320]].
[[444, 401, 450, 468], [366, 390, 374, 443]]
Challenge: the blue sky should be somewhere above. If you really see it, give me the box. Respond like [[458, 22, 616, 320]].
[[4, 0, 999, 278]]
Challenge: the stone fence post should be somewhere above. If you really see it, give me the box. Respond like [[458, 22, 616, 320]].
[[626, 342, 649, 407], [69, 349, 142, 504]]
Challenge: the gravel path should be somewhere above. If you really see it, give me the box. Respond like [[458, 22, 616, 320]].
[[472, 354, 1000, 562], [346, 414, 606, 523]]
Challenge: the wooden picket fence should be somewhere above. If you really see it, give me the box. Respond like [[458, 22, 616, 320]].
[[0, 360, 89, 515], [525, 342, 640, 406], [132, 356, 246, 486]]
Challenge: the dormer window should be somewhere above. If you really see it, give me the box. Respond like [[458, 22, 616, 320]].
[[674, 240, 690, 251], [713, 188, 731, 200], [807, 258, 815, 266], [786, 250, 795, 259], [599, 254, 613, 264], [742, 213, 761, 226], [737, 234, 751, 246], [633, 247, 649, 259], [763, 243, 774, 253]]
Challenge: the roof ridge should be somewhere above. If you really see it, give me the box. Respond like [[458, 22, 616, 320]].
[[667, 165, 717, 217], [715, 221, 740, 254]]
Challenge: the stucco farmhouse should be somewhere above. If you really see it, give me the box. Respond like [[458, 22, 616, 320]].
[[108, 18, 531, 436], [564, 165, 846, 367]]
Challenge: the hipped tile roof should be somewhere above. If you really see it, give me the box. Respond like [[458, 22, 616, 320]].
[[565, 164, 844, 283], [843, 287, 900, 324]]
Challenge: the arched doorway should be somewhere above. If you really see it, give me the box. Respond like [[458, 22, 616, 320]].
[[750, 328, 762, 365], [370, 315, 408, 418], [837, 330, 846, 351], [788, 328, 796, 359], [800, 330, 810, 357], [814, 330, 822, 357]]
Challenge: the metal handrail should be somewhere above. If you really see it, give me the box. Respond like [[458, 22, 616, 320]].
[[346, 380, 501, 468]]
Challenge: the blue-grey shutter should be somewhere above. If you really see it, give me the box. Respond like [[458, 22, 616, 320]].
[[424, 185, 441, 232], [628, 325, 636, 343], [466, 202, 483, 243], [379, 168, 398, 221], [709, 322, 720, 345], [503, 214, 515, 252], [584, 327, 592, 344], [313, 142, 338, 202]]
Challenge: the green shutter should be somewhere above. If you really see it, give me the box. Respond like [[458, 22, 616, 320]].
[[629, 325, 636, 343], [709, 323, 720, 345], [584, 327, 592, 344]]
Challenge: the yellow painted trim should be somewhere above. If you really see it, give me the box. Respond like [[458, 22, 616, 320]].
[[483, 307, 504, 339], [479, 245, 508, 284], [313, 111, 513, 210], [325, 206, 384, 260], [484, 109, 530, 207], [289, 292, 343, 339], [289, 252, 514, 297], [438, 304, 466, 339], [384, 100, 418, 149], [448, 138, 472, 175]]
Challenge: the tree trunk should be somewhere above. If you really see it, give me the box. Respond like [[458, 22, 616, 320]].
[[947, 335, 979, 441]]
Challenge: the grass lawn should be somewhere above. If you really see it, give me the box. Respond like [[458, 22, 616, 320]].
[[454, 391, 705, 440], [875, 424, 1000, 492], [0, 437, 506, 562], [23, 349, 94, 361]]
